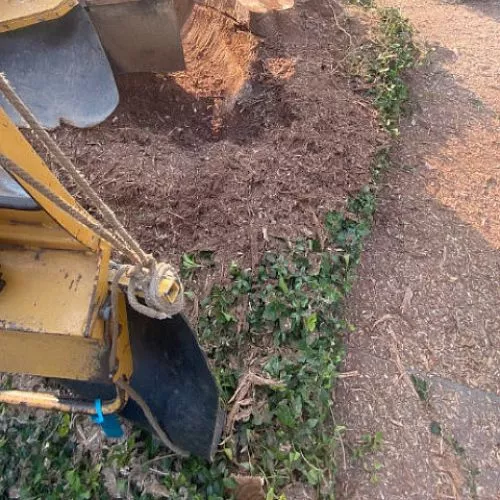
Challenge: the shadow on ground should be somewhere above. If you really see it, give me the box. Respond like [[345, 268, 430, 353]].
[[461, 0, 500, 22], [335, 7, 500, 499]]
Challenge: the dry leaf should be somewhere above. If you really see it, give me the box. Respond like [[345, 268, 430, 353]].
[[102, 467, 121, 499], [142, 477, 172, 499], [226, 371, 282, 435], [231, 475, 265, 500]]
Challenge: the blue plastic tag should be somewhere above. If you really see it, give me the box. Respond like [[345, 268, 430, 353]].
[[92, 399, 124, 438]]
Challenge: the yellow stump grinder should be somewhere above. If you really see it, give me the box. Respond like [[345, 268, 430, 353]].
[[0, 76, 223, 458], [0, 0, 293, 459]]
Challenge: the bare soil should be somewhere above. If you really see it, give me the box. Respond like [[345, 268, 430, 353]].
[[54, 0, 382, 272], [336, 2, 500, 499]]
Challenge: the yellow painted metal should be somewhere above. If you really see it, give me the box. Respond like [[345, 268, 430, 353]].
[[0, 106, 103, 253], [0, 0, 77, 33], [111, 292, 133, 382], [0, 212, 86, 250], [158, 276, 181, 304], [0, 289, 132, 381], [0, 241, 131, 379], [0, 100, 133, 411], [0, 247, 100, 337], [0, 329, 108, 380], [0, 388, 126, 414]]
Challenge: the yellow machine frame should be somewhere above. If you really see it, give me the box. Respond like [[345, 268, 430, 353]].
[[0, 0, 77, 33], [0, 105, 132, 414]]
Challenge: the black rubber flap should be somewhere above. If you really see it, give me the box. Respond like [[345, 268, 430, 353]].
[[121, 308, 224, 460], [62, 307, 224, 460]]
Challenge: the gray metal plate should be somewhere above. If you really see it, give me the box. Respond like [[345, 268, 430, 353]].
[[87, 0, 188, 73], [0, 164, 39, 210], [0, 5, 119, 129]]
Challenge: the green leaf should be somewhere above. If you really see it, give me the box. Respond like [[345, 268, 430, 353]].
[[343, 253, 350, 267], [304, 313, 317, 333], [182, 253, 201, 270], [410, 375, 429, 401], [221, 310, 235, 323], [57, 413, 71, 438], [306, 418, 319, 429], [306, 468, 321, 485], [275, 403, 296, 428], [223, 477, 238, 490], [293, 396, 303, 418], [266, 488, 275, 500], [278, 275, 289, 294]]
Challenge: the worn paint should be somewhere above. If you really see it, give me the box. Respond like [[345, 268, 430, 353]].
[[0, 387, 126, 414], [0, 106, 132, 410], [0, 0, 77, 33]]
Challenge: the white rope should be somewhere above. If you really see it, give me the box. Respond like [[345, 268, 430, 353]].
[[0, 73, 149, 267], [129, 262, 184, 319], [1, 157, 184, 321], [0, 75, 184, 320], [1, 156, 130, 254]]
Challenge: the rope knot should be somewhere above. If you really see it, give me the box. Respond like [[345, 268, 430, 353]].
[[126, 262, 184, 320]]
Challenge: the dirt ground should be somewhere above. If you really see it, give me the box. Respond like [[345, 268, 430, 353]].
[[336, 1, 500, 499], [55, 0, 382, 272], [9, 0, 499, 498]]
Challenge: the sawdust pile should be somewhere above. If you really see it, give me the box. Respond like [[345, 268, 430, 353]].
[[56, 0, 383, 267]]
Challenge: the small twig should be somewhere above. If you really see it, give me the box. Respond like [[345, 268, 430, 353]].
[[372, 313, 399, 330], [337, 370, 359, 379], [326, 0, 353, 49], [193, 1, 250, 30], [437, 469, 459, 500], [387, 326, 421, 400], [439, 245, 448, 269], [225, 371, 282, 435], [165, 208, 189, 223], [310, 208, 327, 250], [165, 207, 210, 231], [330, 407, 347, 472], [140, 454, 176, 467], [149, 468, 170, 477], [400, 286, 413, 316], [75, 422, 88, 444], [249, 225, 259, 270], [325, 0, 356, 72], [389, 419, 404, 428]]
